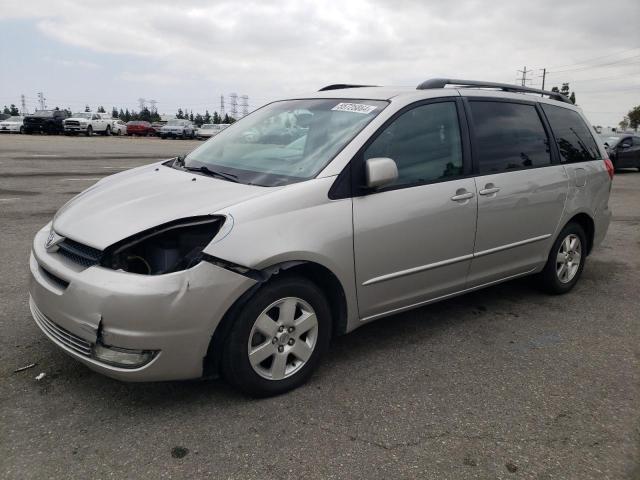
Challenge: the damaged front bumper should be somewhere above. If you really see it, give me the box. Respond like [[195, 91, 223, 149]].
[[29, 225, 256, 381]]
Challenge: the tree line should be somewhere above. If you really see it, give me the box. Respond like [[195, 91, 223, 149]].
[[106, 106, 236, 126], [2, 103, 237, 127]]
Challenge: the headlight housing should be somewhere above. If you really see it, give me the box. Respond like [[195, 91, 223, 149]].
[[100, 216, 224, 275]]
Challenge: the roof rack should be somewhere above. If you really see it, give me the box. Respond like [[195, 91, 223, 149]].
[[318, 84, 377, 92], [416, 78, 572, 104]]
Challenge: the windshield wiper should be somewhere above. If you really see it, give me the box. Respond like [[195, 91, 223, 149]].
[[184, 165, 240, 183]]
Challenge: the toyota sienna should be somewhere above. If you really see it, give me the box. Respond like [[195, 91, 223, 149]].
[[29, 79, 613, 396]]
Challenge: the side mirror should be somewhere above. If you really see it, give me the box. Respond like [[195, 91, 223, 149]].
[[365, 157, 398, 189], [620, 142, 632, 149]]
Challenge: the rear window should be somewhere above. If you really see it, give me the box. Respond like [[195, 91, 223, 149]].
[[541, 104, 601, 163], [469, 101, 551, 173]]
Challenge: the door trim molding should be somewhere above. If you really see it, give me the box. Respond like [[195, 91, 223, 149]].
[[362, 234, 551, 286], [473, 234, 551, 258], [362, 253, 474, 286]]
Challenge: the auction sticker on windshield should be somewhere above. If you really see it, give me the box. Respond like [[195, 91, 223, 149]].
[[331, 103, 378, 114]]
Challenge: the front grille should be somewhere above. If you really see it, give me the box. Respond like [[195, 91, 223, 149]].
[[29, 297, 93, 357], [57, 238, 103, 268], [65, 120, 80, 126]]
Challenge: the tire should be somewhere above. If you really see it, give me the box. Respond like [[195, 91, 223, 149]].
[[86, 126, 93, 137], [104, 125, 111, 136], [160, 135, 166, 139], [19, 126, 24, 134], [221, 275, 332, 397], [537, 222, 587, 295]]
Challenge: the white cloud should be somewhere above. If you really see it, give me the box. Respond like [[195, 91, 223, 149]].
[[1, 0, 639, 125], [43, 56, 100, 69]]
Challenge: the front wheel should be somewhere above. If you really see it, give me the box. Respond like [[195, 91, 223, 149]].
[[86, 126, 93, 137], [104, 125, 111, 136], [19, 126, 24, 134], [222, 275, 332, 397], [537, 222, 587, 294]]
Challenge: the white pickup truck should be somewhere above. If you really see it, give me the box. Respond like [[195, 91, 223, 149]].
[[63, 112, 112, 136]]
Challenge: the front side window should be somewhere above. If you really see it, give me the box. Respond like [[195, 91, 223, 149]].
[[363, 101, 463, 187], [541, 104, 601, 163], [186, 99, 387, 186], [469, 101, 551, 173]]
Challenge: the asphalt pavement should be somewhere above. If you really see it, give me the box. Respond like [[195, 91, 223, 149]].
[[1, 135, 638, 479]]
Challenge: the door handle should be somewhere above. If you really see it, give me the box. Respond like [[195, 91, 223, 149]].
[[451, 190, 475, 202], [479, 184, 500, 196]]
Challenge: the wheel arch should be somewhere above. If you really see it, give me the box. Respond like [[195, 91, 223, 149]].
[[202, 259, 349, 378], [563, 212, 595, 255]]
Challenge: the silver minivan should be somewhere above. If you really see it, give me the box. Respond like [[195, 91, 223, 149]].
[[29, 79, 613, 396]]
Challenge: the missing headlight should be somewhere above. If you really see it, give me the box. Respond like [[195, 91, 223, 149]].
[[101, 216, 224, 275]]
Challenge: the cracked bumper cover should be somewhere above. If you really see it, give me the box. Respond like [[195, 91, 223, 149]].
[[29, 225, 256, 381]]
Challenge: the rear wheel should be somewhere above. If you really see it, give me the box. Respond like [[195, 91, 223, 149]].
[[537, 222, 586, 294], [104, 125, 111, 136], [19, 126, 24, 134], [222, 275, 332, 397]]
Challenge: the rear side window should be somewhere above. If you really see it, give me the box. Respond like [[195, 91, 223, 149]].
[[541, 104, 601, 163], [469, 101, 551, 173], [364, 101, 463, 187]]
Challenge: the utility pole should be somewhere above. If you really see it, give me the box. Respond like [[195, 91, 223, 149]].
[[149, 99, 157, 113], [20, 94, 27, 115], [229, 93, 238, 119], [220, 95, 225, 118], [539, 68, 547, 95], [239, 95, 249, 117], [37, 92, 46, 110], [516, 66, 533, 87], [138, 98, 146, 112]]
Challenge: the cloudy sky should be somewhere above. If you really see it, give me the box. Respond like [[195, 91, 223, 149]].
[[1, 0, 638, 126]]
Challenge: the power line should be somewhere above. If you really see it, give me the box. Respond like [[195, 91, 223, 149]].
[[546, 47, 640, 70], [548, 54, 640, 74]]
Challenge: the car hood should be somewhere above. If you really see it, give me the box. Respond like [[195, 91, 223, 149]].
[[65, 117, 91, 122], [52, 162, 273, 249]]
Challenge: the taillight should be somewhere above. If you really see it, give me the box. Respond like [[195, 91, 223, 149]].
[[604, 158, 614, 180]]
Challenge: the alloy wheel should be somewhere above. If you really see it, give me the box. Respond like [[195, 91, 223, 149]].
[[247, 297, 318, 380], [556, 234, 582, 283]]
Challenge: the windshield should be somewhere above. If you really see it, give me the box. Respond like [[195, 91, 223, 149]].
[[33, 110, 55, 117], [185, 99, 387, 186], [71, 113, 92, 119], [6, 116, 23, 122], [602, 136, 620, 146], [167, 119, 186, 126]]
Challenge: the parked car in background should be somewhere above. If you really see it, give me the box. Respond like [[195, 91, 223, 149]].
[[64, 112, 112, 136], [28, 79, 612, 397], [126, 121, 153, 136], [0, 116, 24, 134], [197, 123, 230, 139], [601, 134, 640, 171], [0, 113, 11, 121], [150, 121, 166, 136], [111, 119, 127, 136], [24, 110, 69, 134], [159, 119, 196, 139]]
